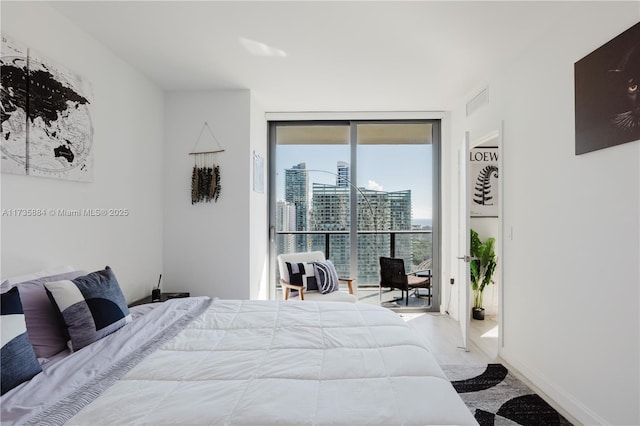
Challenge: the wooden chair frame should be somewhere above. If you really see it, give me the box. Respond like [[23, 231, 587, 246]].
[[280, 277, 355, 301]]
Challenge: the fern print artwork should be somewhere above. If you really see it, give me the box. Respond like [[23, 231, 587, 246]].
[[469, 148, 499, 217], [473, 165, 499, 206]]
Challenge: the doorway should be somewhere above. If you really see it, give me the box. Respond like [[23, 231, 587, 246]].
[[468, 130, 502, 359]]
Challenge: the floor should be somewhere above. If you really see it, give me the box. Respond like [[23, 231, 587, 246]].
[[404, 310, 580, 425], [357, 286, 435, 310], [358, 287, 500, 364], [402, 311, 498, 365], [468, 313, 499, 361]]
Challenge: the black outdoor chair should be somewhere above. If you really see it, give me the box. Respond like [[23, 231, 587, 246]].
[[379, 257, 431, 306]]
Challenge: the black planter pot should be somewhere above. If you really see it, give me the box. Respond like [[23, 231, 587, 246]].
[[472, 307, 485, 320]]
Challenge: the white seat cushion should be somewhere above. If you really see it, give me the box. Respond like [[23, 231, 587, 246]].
[[288, 290, 357, 303]]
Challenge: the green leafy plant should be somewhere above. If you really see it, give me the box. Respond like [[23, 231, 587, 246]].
[[470, 229, 497, 309]]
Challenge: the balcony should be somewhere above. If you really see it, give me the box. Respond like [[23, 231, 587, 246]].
[[275, 229, 433, 309]]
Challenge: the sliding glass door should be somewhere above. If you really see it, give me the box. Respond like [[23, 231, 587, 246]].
[[271, 123, 352, 280], [269, 120, 440, 311]]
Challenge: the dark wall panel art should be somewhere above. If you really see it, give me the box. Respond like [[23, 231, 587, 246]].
[[575, 22, 640, 155]]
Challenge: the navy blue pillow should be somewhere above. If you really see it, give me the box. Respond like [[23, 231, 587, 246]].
[[1, 287, 42, 395], [44, 266, 131, 351]]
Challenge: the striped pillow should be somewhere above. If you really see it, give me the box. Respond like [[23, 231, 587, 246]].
[[312, 260, 340, 294]]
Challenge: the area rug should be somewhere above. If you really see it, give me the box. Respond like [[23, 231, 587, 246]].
[[440, 363, 573, 426]]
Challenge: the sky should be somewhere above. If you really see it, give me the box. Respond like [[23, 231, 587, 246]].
[[276, 144, 433, 220]]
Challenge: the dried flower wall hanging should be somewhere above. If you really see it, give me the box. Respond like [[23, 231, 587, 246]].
[[189, 122, 224, 204]]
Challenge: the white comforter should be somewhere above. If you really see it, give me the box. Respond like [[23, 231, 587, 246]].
[[5, 298, 477, 425]]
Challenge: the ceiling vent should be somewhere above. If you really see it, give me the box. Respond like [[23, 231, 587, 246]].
[[466, 88, 488, 117]]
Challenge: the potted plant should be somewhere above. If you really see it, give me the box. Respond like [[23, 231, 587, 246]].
[[470, 229, 497, 320]]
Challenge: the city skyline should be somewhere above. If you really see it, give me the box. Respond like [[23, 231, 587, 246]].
[[276, 143, 433, 220], [279, 169, 418, 284]]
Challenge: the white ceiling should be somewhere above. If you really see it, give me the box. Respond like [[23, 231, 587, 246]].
[[50, 1, 578, 112]]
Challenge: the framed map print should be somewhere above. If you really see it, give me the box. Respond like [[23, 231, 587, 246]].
[[1, 35, 93, 181], [1, 35, 28, 175]]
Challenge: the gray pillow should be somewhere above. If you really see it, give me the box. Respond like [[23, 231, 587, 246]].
[[45, 266, 131, 351], [2, 270, 88, 359]]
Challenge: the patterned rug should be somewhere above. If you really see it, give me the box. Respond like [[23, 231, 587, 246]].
[[441, 364, 573, 426]]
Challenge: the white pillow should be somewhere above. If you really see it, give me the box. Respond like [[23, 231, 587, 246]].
[[2, 266, 76, 285]]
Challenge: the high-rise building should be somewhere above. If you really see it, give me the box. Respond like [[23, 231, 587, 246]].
[[282, 161, 414, 285], [356, 188, 412, 284], [310, 179, 412, 285], [285, 163, 308, 252], [310, 183, 350, 277], [387, 190, 413, 268], [336, 161, 350, 187], [276, 201, 296, 254]]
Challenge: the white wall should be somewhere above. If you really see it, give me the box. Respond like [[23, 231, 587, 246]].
[[0, 2, 164, 303], [249, 95, 268, 300], [163, 90, 251, 299], [451, 2, 639, 424]]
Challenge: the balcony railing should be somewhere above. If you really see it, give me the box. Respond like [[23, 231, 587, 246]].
[[275, 230, 432, 286]]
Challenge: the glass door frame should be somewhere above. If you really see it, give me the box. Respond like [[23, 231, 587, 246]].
[[268, 119, 441, 312]]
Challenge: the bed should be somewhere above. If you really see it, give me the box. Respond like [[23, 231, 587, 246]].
[[1, 267, 477, 425]]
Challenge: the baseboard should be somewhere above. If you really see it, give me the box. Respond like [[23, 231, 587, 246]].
[[499, 349, 608, 425]]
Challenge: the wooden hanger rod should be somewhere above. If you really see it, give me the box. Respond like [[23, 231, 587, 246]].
[[188, 149, 225, 155]]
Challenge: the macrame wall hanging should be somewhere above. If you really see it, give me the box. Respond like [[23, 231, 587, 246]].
[[189, 122, 224, 204]]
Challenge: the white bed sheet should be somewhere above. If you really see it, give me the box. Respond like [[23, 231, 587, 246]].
[[2, 298, 476, 425], [68, 299, 476, 425]]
